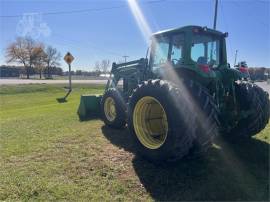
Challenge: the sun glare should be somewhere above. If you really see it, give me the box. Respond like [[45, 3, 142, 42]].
[[127, 0, 152, 43]]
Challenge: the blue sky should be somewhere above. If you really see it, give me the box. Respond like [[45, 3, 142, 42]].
[[0, 0, 269, 71]]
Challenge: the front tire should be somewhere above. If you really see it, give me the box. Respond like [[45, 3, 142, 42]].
[[101, 88, 126, 129]]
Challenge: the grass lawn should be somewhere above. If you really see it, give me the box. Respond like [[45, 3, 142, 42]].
[[0, 84, 269, 201]]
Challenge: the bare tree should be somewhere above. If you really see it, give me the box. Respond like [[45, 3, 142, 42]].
[[94, 61, 101, 72], [101, 59, 110, 73], [6, 37, 44, 79], [43, 46, 61, 78], [33, 47, 46, 79]]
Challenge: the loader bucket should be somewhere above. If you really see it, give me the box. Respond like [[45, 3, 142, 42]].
[[77, 94, 102, 120]]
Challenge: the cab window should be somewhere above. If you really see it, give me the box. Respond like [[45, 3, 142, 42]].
[[191, 34, 220, 67], [152, 37, 170, 73], [170, 34, 184, 66]]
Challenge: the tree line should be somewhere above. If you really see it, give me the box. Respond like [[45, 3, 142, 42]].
[[94, 59, 111, 73], [0, 65, 63, 78], [248, 67, 270, 81], [4, 37, 61, 79]]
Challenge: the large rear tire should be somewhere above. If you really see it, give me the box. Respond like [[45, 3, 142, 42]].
[[101, 88, 126, 129], [128, 79, 219, 162], [228, 82, 269, 137]]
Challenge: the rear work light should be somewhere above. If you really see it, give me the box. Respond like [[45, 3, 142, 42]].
[[193, 27, 207, 33], [193, 28, 200, 33]]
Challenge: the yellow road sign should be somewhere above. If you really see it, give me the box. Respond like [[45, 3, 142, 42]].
[[64, 52, 74, 64]]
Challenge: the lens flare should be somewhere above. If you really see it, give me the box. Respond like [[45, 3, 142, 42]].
[[127, 0, 152, 43]]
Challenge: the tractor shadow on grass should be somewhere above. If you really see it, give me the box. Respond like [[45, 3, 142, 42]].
[[101, 125, 269, 201], [101, 125, 135, 153], [78, 114, 101, 122]]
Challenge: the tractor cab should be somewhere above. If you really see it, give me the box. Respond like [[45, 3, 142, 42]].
[[149, 26, 228, 84]]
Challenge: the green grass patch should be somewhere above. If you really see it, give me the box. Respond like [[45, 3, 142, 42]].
[[0, 84, 269, 201], [0, 83, 104, 95]]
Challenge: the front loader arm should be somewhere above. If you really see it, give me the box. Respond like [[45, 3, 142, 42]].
[[105, 58, 148, 91]]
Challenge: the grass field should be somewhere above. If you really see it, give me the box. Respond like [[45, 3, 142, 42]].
[[0, 84, 269, 201]]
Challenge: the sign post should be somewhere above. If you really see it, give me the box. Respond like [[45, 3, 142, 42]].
[[63, 52, 74, 99]]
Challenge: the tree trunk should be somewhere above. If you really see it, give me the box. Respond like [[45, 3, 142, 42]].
[[48, 67, 51, 78], [26, 67, 30, 79], [39, 70, 42, 79], [46, 63, 50, 78]]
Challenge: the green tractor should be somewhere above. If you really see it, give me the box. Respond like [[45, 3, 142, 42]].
[[78, 25, 269, 162]]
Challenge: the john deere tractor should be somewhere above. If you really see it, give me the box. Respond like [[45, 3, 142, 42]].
[[78, 25, 269, 162]]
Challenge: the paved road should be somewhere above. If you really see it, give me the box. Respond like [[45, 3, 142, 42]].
[[0, 79, 107, 85]]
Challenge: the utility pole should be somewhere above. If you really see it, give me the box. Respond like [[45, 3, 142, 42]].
[[234, 50, 238, 67], [123, 55, 129, 63], [210, 0, 218, 60], [213, 0, 218, 30]]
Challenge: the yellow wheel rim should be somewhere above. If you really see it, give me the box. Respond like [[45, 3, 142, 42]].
[[133, 96, 168, 149], [104, 97, 116, 122]]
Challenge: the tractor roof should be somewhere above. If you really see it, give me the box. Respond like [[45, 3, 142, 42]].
[[152, 25, 225, 38]]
